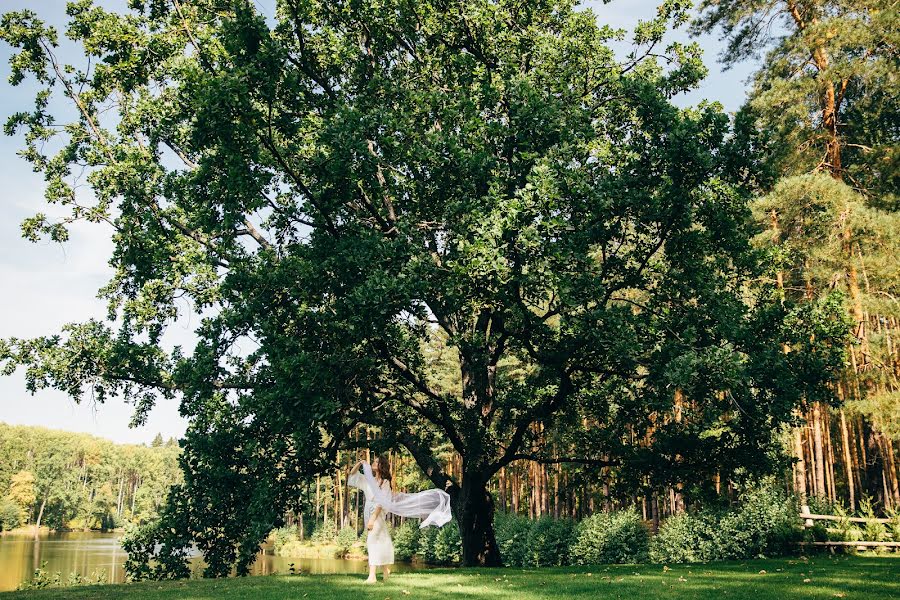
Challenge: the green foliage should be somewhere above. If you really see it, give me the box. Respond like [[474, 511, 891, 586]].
[[271, 526, 299, 555], [414, 522, 461, 565], [649, 512, 720, 564], [694, 1, 900, 206], [120, 519, 192, 582], [416, 525, 439, 565], [334, 526, 357, 558], [494, 512, 535, 567], [714, 485, 800, 559], [310, 520, 338, 544], [433, 522, 462, 565], [829, 504, 859, 542], [16, 562, 108, 591], [0, 498, 22, 531], [886, 507, 900, 541], [804, 522, 830, 543], [494, 513, 576, 567], [858, 497, 887, 542], [649, 483, 800, 563], [753, 175, 900, 317], [569, 509, 649, 565], [525, 516, 576, 567], [273, 525, 297, 545], [392, 520, 421, 562]]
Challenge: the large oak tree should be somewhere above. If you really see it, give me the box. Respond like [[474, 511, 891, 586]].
[[1, 0, 845, 570]]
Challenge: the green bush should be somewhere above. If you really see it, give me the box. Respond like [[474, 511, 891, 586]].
[[16, 562, 107, 591], [335, 527, 357, 557], [803, 522, 829, 543], [806, 495, 839, 516], [649, 483, 800, 563], [416, 524, 439, 564], [526, 516, 575, 567], [414, 521, 461, 565], [0, 499, 23, 531], [859, 497, 887, 542], [393, 521, 421, 562], [271, 526, 299, 554], [494, 512, 534, 567], [649, 511, 719, 563], [887, 507, 900, 542], [310, 519, 338, 543], [569, 508, 649, 565], [714, 485, 800, 559], [433, 521, 462, 565]]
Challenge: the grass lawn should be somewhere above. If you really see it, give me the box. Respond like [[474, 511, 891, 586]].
[[1, 556, 898, 599]]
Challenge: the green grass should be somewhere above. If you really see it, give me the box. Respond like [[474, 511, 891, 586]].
[[2, 556, 898, 599]]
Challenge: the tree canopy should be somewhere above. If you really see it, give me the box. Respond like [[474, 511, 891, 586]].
[[694, 0, 900, 204]]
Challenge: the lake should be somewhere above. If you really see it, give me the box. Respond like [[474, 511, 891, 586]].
[[0, 531, 422, 592]]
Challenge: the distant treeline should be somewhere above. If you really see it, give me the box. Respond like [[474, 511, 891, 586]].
[[0, 423, 181, 532]]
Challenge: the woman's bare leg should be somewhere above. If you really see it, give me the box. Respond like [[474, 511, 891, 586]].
[[365, 564, 377, 583], [382, 565, 391, 581]]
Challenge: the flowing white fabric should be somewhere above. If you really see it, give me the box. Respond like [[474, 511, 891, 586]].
[[348, 461, 452, 528]]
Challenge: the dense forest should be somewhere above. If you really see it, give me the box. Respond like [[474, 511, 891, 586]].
[[0, 424, 181, 532]]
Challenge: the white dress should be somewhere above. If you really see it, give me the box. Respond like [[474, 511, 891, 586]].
[[349, 473, 394, 566]]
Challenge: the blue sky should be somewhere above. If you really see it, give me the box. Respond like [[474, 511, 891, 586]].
[[0, 0, 761, 444]]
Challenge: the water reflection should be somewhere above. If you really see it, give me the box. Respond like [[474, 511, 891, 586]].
[[0, 532, 423, 591]]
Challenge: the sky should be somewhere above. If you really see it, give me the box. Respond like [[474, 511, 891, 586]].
[[0, 0, 762, 444]]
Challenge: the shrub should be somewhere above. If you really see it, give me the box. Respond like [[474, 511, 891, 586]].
[[859, 498, 887, 542], [806, 495, 839, 516], [828, 503, 857, 542], [494, 512, 534, 567], [393, 520, 421, 562], [714, 485, 800, 559], [271, 526, 299, 554], [0, 499, 23, 531], [569, 508, 649, 565], [649, 511, 719, 564], [526, 516, 575, 567], [335, 527, 357, 558], [16, 562, 107, 591], [649, 482, 800, 563], [433, 521, 462, 565], [310, 519, 338, 543], [886, 507, 900, 542], [416, 524, 439, 564], [414, 521, 460, 565], [803, 522, 829, 543]]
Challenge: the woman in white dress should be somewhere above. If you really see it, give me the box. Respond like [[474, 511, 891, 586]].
[[349, 455, 394, 583]]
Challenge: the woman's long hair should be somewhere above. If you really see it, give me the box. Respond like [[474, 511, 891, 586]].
[[373, 454, 392, 487]]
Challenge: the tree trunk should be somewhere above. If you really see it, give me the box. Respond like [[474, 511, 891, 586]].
[[839, 408, 856, 510], [453, 479, 502, 567], [793, 420, 808, 502], [34, 496, 47, 538], [812, 403, 827, 499]]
